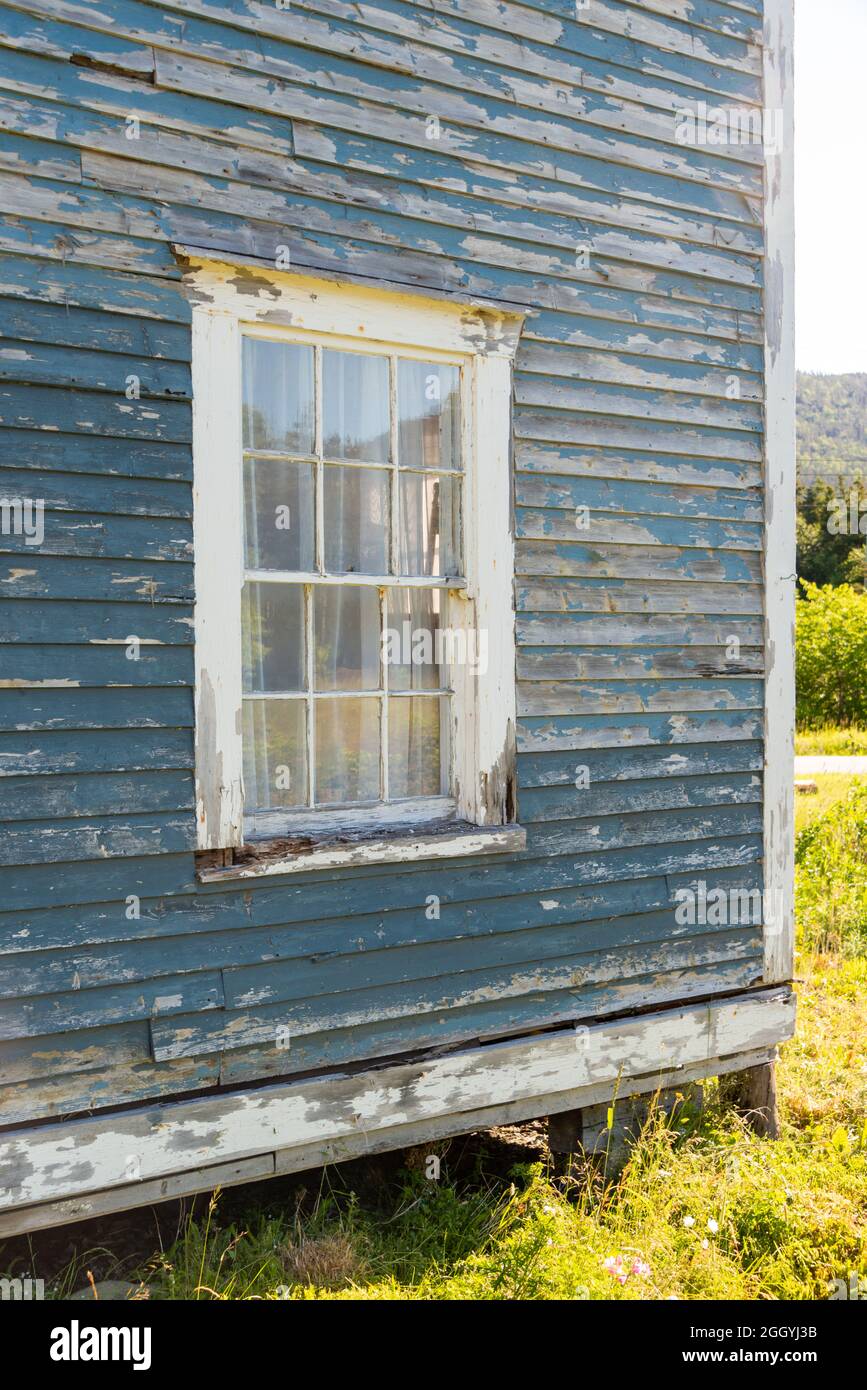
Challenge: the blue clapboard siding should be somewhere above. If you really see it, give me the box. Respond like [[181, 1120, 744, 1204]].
[[0, 0, 772, 1125]]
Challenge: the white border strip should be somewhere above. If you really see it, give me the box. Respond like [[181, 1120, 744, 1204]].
[[762, 0, 796, 985]]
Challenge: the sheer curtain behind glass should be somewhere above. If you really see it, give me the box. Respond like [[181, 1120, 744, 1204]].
[[240, 336, 460, 825]]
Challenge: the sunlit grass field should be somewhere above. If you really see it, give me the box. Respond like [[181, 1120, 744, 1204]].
[[796, 727, 867, 756], [795, 773, 866, 832]]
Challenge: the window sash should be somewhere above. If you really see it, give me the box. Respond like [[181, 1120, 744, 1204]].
[[242, 332, 466, 585], [240, 328, 465, 828]]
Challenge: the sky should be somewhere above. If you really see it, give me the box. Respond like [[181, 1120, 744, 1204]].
[[795, 0, 867, 375]]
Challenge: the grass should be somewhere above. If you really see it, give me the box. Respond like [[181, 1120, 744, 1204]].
[[796, 778, 867, 954], [4, 783, 865, 1303], [132, 1007, 865, 1302], [794, 772, 866, 833], [796, 726, 867, 756]]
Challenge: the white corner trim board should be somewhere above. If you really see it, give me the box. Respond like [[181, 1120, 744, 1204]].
[[189, 255, 524, 855], [762, 0, 796, 986], [0, 987, 795, 1215]]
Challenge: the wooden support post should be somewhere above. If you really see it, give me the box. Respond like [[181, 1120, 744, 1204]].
[[548, 1109, 583, 1173], [719, 1061, 779, 1138]]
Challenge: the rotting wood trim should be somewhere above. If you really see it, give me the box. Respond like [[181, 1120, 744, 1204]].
[[195, 824, 527, 881], [0, 987, 795, 1214], [0, 1042, 780, 1239]]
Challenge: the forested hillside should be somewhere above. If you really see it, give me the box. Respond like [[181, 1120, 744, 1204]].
[[798, 373, 867, 483]]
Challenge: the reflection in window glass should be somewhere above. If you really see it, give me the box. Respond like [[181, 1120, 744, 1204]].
[[314, 586, 381, 692], [323, 464, 389, 574], [244, 458, 314, 572], [242, 339, 314, 454], [243, 698, 307, 811], [388, 696, 445, 798], [315, 697, 380, 804], [398, 473, 460, 577], [398, 360, 460, 471], [323, 350, 390, 462], [242, 582, 305, 693]]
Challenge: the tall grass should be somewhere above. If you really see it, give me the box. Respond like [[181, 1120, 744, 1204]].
[[116, 1074, 865, 1301], [796, 781, 867, 954], [796, 727, 867, 756]]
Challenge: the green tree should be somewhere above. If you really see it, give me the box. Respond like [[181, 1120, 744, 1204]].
[[796, 477, 867, 589], [796, 581, 867, 728]]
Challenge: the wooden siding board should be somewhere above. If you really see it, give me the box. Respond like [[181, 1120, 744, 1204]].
[[0, 0, 786, 1132], [0, 252, 190, 321], [0, 430, 191, 480], [0, 728, 193, 779], [150, 950, 764, 1063], [0, 555, 192, 604], [0, 1, 764, 185], [0, 858, 763, 957], [0, 903, 760, 1003], [0, 769, 194, 821], [0, 643, 193, 687], [516, 578, 764, 615]]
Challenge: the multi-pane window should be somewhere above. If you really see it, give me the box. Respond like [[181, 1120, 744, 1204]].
[[239, 334, 464, 832]]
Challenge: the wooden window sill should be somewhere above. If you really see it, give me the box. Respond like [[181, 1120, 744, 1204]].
[[196, 822, 526, 882]]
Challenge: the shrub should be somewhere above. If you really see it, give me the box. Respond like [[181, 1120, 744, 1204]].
[[796, 581, 867, 729]]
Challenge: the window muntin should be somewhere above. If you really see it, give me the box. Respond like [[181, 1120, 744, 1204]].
[[240, 333, 463, 830]]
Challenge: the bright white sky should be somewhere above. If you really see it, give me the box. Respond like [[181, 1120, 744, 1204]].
[[795, 0, 867, 373]]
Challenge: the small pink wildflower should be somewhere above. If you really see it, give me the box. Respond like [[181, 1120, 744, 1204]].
[[602, 1255, 628, 1285], [630, 1258, 651, 1279]]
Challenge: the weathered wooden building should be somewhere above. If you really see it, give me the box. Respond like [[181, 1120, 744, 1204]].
[[0, 0, 795, 1234]]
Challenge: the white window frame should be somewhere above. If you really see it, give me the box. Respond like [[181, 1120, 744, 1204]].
[[187, 254, 524, 870]]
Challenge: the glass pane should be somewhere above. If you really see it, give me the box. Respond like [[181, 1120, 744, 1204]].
[[388, 696, 446, 799], [385, 588, 443, 691], [323, 464, 389, 574], [244, 458, 314, 572], [398, 360, 461, 471], [242, 581, 305, 692], [398, 473, 460, 577], [322, 349, 390, 462], [242, 339, 314, 454], [315, 697, 380, 804], [242, 698, 307, 811], [313, 586, 381, 691]]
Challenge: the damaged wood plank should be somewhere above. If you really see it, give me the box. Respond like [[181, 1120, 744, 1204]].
[[0, 988, 794, 1213]]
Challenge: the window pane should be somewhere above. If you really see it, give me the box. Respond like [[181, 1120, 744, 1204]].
[[315, 697, 380, 804], [385, 588, 443, 691], [398, 473, 460, 577], [323, 464, 389, 574], [242, 582, 305, 692], [398, 360, 461, 471], [242, 339, 314, 454], [322, 349, 390, 462], [242, 698, 307, 811], [389, 696, 446, 799], [244, 458, 314, 572], [314, 586, 381, 691]]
